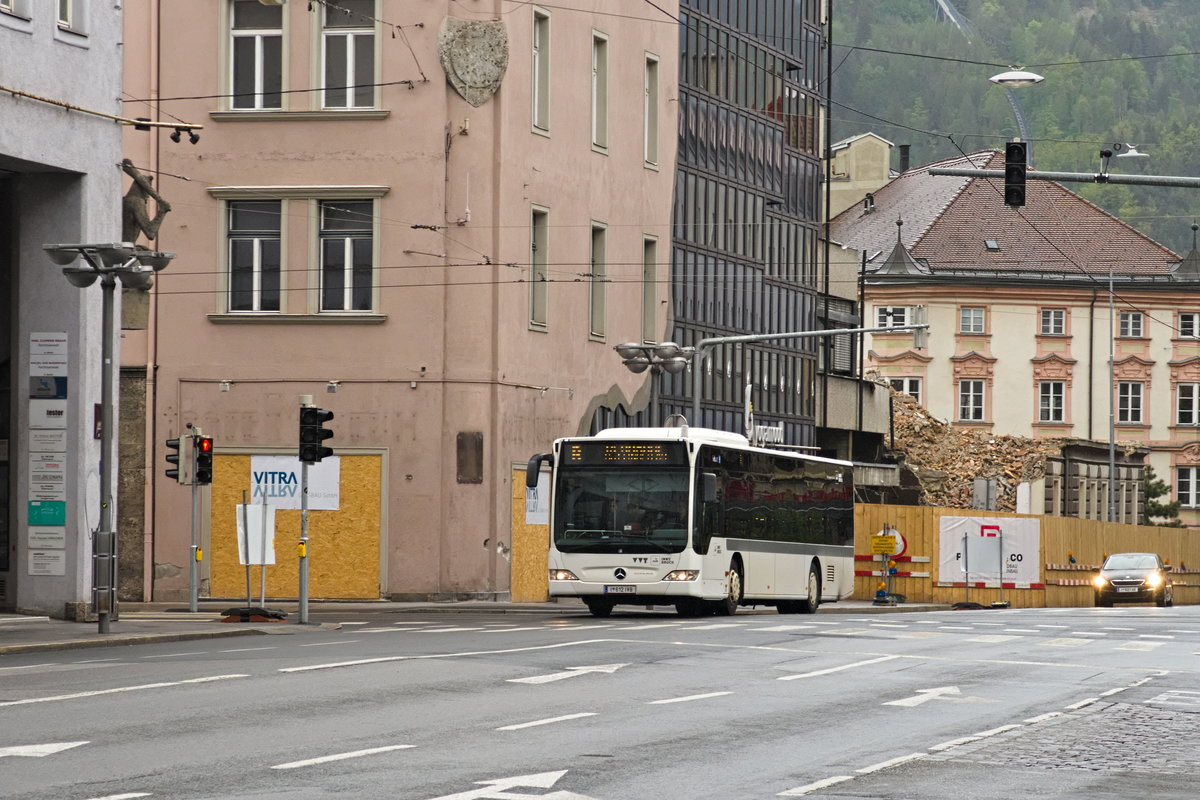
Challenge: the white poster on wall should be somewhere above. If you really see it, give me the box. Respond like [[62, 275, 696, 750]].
[[938, 516, 1040, 584], [249, 455, 340, 510], [525, 470, 550, 526]]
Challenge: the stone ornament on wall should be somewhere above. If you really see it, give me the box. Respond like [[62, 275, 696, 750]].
[[438, 18, 508, 107], [1178, 442, 1200, 464], [1031, 353, 1077, 382]]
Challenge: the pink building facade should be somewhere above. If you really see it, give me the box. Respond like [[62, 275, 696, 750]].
[[121, 1, 678, 600]]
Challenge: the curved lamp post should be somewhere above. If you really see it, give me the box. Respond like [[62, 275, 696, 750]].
[[43, 242, 175, 633], [614, 341, 694, 427]]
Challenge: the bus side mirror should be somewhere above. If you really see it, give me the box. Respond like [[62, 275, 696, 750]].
[[526, 453, 553, 489], [701, 472, 718, 503]]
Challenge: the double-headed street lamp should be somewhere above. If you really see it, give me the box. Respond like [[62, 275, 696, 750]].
[[614, 341, 694, 426], [43, 242, 175, 633]]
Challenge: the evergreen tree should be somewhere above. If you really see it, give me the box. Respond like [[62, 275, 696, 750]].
[[1143, 465, 1183, 526]]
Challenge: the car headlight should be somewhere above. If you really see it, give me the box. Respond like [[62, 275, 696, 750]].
[[662, 570, 699, 581], [1092, 574, 1108, 589], [549, 569, 579, 581], [1145, 573, 1163, 588]]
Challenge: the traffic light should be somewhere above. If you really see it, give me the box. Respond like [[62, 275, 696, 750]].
[[194, 436, 214, 485], [1004, 141, 1027, 207], [299, 407, 334, 464], [165, 435, 194, 484]]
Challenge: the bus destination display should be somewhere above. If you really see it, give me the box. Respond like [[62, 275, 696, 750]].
[[563, 441, 687, 466]]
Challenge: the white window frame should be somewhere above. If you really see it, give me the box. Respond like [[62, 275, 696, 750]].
[[530, 206, 549, 328], [1179, 312, 1200, 339], [888, 377, 921, 404], [591, 32, 608, 149], [1119, 310, 1143, 338], [318, 199, 376, 312], [958, 379, 984, 421], [876, 305, 910, 328], [1038, 380, 1064, 422], [642, 237, 658, 342], [531, 9, 550, 132], [959, 306, 985, 334], [1040, 308, 1065, 335], [2, 0, 30, 17], [226, 199, 284, 313], [1177, 383, 1200, 425], [322, 0, 376, 110], [589, 224, 606, 338], [230, 0, 284, 111], [57, 0, 71, 27], [1118, 381, 1143, 424], [1178, 466, 1200, 508], [644, 54, 660, 166]]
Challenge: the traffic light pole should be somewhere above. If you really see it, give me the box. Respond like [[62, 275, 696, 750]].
[[188, 425, 201, 612], [298, 395, 313, 625], [928, 166, 1200, 188]]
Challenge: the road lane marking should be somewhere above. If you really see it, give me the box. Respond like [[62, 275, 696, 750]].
[[299, 640, 360, 647], [1065, 697, 1098, 710], [496, 713, 596, 731], [756, 625, 818, 632], [0, 741, 89, 758], [1037, 624, 1068, 628], [84, 793, 152, 800], [0, 675, 248, 707], [270, 744, 415, 770], [1004, 628, 1039, 633], [1103, 627, 1135, 631], [1117, 641, 1164, 651], [337, 621, 369, 626], [1069, 631, 1107, 637], [1040, 638, 1091, 647], [929, 724, 1020, 752], [647, 692, 733, 704], [778, 776, 853, 796], [684, 623, 744, 630], [508, 664, 627, 684], [966, 635, 1021, 643], [938, 626, 974, 631], [1138, 634, 1174, 639], [857, 753, 927, 774], [778, 655, 899, 681], [0, 663, 58, 672], [219, 647, 276, 653], [280, 640, 599, 673], [140, 652, 206, 659], [618, 623, 681, 630], [1023, 712, 1063, 724]]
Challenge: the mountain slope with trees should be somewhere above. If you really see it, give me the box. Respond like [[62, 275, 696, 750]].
[[832, 0, 1200, 255]]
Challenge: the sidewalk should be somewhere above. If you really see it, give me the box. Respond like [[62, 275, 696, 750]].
[[0, 598, 951, 655]]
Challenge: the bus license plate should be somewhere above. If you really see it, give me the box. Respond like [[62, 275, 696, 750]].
[[604, 585, 636, 594], [1117, 587, 1139, 593]]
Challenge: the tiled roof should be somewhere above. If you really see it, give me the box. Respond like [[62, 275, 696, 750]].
[[829, 150, 1180, 277]]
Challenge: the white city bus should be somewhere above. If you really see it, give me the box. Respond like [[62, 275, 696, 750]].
[[526, 424, 856, 617]]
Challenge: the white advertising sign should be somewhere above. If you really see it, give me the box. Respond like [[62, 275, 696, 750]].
[[29, 399, 67, 429], [938, 516, 1040, 584], [30, 332, 68, 356], [525, 470, 550, 526], [236, 504, 277, 565], [249, 455, 340, 510], [30, 429, 67, 452], [28, 527, 67, 548], [29, 550, 67, 576]]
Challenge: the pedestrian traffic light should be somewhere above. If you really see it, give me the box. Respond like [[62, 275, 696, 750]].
[[1004, 141, 1027, 207], [165, 435, 194, 485], [299, 407, 334, 464], [194, 436, 214, 485]]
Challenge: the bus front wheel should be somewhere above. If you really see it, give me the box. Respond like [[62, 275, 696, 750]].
[[798, 566, 821, 614], [585, 599, 614, 617], [712, 562, 743, 616]]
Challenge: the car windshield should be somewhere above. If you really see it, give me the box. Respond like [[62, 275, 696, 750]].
[[1103, 554, 1158, 570], [553, 468, 689, 553]]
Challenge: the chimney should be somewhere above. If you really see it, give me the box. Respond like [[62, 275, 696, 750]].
[[899, 144, 911, 173]]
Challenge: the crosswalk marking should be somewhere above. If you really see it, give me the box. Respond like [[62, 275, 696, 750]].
[[1041, 638, 1092, 648], [1116, 641, 1164, 651], [966, 634, 1021, 643]]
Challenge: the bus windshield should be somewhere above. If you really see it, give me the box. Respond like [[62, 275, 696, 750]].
[[553, 468, 690, 553]]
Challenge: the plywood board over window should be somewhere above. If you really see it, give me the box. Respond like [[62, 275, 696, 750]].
[[208, 453, 382, 599]]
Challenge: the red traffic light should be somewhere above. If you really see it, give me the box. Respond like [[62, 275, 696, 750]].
[[197, 437, 213, 453]]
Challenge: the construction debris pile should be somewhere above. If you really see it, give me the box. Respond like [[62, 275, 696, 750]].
[[886, 390, 1065, 511]]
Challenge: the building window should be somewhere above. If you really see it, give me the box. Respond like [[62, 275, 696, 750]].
[[1119, 310, 1143, 338], [959, 379, 984, 421], [323, 0, 374, 109], [959, 307, 985, 334], [889, 377, 921, 404], [1179, 312, 1200, 338], [1038, 381, 1064, 422], [876, 305, 910, 328], [1178, 383, 1200, 425], [589, 225, 606, 337], [1177, 466, 1200, 508], [319, 200, 373, 312], [530, 207, 549, 327], [531, 9, 550, 131], [57, 0, 71, 27], [644, 55, 659, 165], [591, 33, 608, 149], [231, 0, 283, 110], [227, 200, 282, 312], [1040, 308, 1065, 335], [642, 237, 657, 342], [1118, 381, 1143, 424]]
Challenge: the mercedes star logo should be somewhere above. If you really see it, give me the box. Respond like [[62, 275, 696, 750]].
[[613, 568, 626, 580]]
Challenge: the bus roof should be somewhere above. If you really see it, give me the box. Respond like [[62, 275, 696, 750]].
[[564, 427, 853, 467]]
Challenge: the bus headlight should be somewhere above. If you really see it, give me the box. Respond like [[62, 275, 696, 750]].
[[662, 570, 699, 581], [549, 569, 579, 581]]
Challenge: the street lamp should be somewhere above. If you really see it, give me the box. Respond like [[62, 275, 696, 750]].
[[42, 242, 175, 633], [614, 341, 693, 426]]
